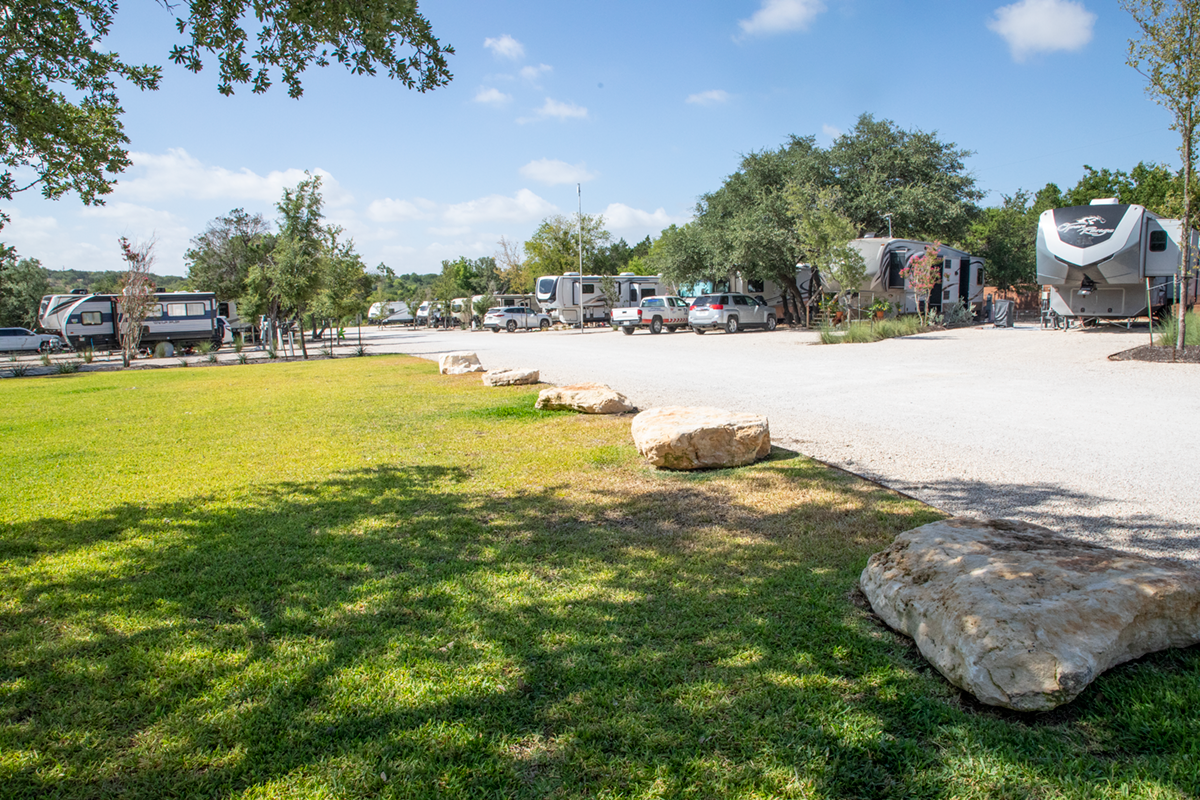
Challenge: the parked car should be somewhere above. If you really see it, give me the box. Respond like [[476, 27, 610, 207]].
[[483, 306, 552, 332], [0, 327, 63, 352], [611, 296, 690, 334], [688, 293, 777, 334]]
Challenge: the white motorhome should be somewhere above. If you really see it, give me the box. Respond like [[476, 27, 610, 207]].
[[1036, 200, 1199, 320], [535, 273, 667, 325], [38, 291, 222, 351], [832, 237, 985, 314]]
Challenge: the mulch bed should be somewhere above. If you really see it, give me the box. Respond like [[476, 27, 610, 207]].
[[1109, 345, 1200, 363]]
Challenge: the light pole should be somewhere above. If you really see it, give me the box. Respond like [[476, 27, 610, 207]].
[[577, 183, 584, 331], [881, 213, 894, 239]]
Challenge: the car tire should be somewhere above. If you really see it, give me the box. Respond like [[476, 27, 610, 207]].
[[621, 327, 634, 336], [650, 317, 663, 334], [695, 327, 706, 335], [491, 327, 500, 333], [766, 315, 777, 331], [506, 320, 517, 332], [666, 326, 678, 333], [726, 316, 739, 334], [540, 319, 550, 330]]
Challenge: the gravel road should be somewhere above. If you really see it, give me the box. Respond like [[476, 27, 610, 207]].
[[361, 322, 1200, 562]]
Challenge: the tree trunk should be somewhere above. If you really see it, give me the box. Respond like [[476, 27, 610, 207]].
[[1178, 103, 1193, 357], [298, 315, 309, 359]]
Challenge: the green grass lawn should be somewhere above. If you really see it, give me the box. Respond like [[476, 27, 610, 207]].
[[2, 356, 1198, 799]]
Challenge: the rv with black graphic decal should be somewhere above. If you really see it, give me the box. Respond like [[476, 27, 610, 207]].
[[1036, 199, 1199, 321], [38, 291, 223, 351]]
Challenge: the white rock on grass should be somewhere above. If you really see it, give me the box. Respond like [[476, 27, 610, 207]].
[[630, 406, 771, 470], [483, 368, 540, 387], [438, 351, 485, 375], [860, 517, 1200, 711], [535, 383, 635, 414]]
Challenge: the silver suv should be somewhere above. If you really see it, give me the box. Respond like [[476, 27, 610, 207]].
[[688, 293, 777, 334]]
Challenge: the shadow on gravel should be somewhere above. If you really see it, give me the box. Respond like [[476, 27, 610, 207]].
[[909, 477, 1196, 559]]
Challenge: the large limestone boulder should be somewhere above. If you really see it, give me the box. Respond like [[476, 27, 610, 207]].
[[438, 351, 485, 375], [535, 383, 635, 414], [630, 406, 771, 470], [483, 368, 540, 387], [860, 518, 1200, 711]]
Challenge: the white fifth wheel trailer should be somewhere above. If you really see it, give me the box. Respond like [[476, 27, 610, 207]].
[[535, 272, 667, 325], [830, 237, 985, 314], [1036, 199, 1199, 320], [38, 291, 222, 351]]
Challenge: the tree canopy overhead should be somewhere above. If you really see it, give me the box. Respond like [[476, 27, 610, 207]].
[[1, 0, 453, 231]]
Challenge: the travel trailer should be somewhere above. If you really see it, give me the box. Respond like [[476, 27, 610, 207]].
[[368, 301, 414, 324], [38, 291, 222, 351], [829, 237, 985, 314], [1036, 200, 1199, 320], [535, 273, 667, 325]]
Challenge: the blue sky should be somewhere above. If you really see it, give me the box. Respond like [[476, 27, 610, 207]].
[[3, 0, 1184, 278]]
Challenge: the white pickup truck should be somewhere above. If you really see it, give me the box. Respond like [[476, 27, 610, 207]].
[[611, 296, 691, 335]]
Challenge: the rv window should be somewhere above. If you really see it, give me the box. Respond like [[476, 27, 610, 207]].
[[1149, 230, 1168, 252], [81, 311, 103, 326], [148, 304, 163, 318], [166, 303, 187, 317], [630, 287, 638, 302], [582, 284, 595, 294], [641, 288, 656, 299], [186, 303, 207, 316], [218, 302, 230, 316], [747, 280, 764, 293]]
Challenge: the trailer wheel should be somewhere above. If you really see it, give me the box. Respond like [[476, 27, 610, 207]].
[[725, 316, 739, 334], [506, 320, 517, 332], [650, 317, 663, 334]]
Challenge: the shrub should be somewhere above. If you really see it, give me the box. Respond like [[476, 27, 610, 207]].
[[233, 335, 245, 354], [237, 353, 249, 364], [178, 358, 189, 368], [942, 300, 975, 326], [39, 353, 50, 366], [354, 345, 368, 357], [1155, 310, 1200, 347], [81, 346, 95, 363], [55, 360, 81, 374], [197, 341, 213, 355], [266, 346, 278, 360], [818, 326, 841, 344], [9, 364, 29, 377], [154, 343, 171, 359], [206, 353, 217, 364]]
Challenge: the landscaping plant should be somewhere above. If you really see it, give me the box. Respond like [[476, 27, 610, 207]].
[[900, 242, 944, 325]]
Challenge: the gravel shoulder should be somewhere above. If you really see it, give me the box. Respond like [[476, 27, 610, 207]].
[[364, 323, 1200, 563]]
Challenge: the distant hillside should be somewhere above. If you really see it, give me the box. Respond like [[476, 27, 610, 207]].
[[45, 269, 188, 294]]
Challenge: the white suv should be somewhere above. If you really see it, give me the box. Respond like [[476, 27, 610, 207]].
[[688, 293, 777, 334]]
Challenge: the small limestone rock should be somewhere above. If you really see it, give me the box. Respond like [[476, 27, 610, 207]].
[[482, 368, 540, 387], [630, 406, 770, 470], [535, 383, 635, 414], [860, 518, 1200, 711], [438, 351, 485, 375]]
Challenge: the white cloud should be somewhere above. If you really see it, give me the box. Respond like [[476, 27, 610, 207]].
[[428, 226, 472, 237], [114, 149, 352, 207], [521, 98, 588, 123], [519, 159, 597, 185], [366, 197, 437, 223], [519, 64, 553, 81], [686, 90, 730, 106], [738, 0, 826, 36], [988, 0, 1096, 62], [484, 34, 525, 60], [2, 207, 59, 246], [443, 189, 558, 226], [474, 87, 512, 106], [821, 123, 842, 139], [600, 203, 690, 232]]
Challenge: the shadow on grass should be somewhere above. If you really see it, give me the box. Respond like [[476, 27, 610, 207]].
[[1, 465, 1198, 798]]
